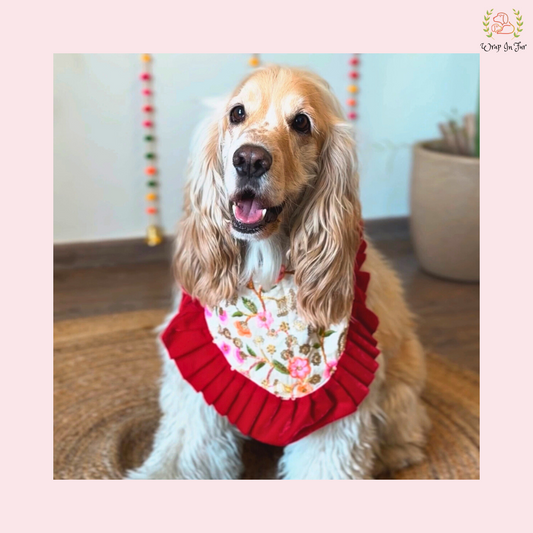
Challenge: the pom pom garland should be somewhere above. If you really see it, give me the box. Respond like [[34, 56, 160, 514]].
[[346, 54, 361, 123], [139, 54, 163, 246]]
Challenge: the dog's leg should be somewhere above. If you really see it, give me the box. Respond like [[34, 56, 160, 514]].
[[126, 355, 244, 480], [278, 366, 384, 480], [278, 408, 378, 480], [372, 336, 431, 477], [372, 385, 430, 476]]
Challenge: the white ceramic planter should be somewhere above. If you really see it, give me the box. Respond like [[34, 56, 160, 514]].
[[410, 141, 479, 282]]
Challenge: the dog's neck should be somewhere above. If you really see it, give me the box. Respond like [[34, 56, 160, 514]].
[[240, 233, 289, 291]]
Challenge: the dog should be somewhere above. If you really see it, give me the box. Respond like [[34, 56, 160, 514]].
[[127, 65, 430, 480]]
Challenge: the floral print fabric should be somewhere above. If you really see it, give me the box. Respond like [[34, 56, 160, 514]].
[[204, 269, 348, 400]]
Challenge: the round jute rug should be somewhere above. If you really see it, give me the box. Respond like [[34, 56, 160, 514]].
[[54, 310, 479, 480]]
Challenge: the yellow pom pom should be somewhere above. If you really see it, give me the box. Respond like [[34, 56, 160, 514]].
[[146, 225, 163, 247], [347, 85, 358, 93], [248, 56, 260, 67], [146, 192, 157, 201], [141, 54, 151, 62]]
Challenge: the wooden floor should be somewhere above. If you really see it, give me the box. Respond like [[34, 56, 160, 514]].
[[54, 231, 479, 373]]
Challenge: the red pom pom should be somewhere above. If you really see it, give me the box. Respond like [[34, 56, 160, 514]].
[[140, 73, 151, 81], [146, 207, 157, 214], [347, 98, 357, 107], [349, 57, 360, 66], [143, 120, 153, 128], [349, 71, 359, 79], [348, 111, 357, 120], [142, 89, 152, 95], [143, 105, 153, 112], [145, 166, 157, 175]]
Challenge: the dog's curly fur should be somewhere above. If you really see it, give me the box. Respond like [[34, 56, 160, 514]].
[[127, 65, 430, 480]]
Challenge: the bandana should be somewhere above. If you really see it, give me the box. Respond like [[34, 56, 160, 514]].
[[162, 239, 380, 447]]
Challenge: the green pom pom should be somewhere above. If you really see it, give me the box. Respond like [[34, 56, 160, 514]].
[[147, 180, 158, 187], [144, 135, 154, 141], [145, 153, 155, 159]]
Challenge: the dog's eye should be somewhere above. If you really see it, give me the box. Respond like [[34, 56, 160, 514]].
[[291, 114, 311, 134], [230, 105, 246, 124]]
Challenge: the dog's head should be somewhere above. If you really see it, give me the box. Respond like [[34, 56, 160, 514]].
[[175, 65, 361, 327]]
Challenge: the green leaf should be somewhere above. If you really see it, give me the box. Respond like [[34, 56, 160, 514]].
[[241, 297, 258, 314], [232, 310, 244, 317], [255, 361, 266, 371], [323, 330, 335, 337], [313, 343, 322, 349], [272, 360, 290, 375], [246, 345, 257, 357]]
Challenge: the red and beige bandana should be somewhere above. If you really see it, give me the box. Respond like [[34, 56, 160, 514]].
[[161, 239, 380, 447]]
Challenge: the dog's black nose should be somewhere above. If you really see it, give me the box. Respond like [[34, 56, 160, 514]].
[[232, 145, 272, 180]]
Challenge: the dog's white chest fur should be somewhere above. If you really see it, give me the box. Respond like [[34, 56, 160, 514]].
[[204, 270, 348, 400]]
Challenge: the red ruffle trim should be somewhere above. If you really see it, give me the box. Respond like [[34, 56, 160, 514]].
[[161, 239, 380, 447]]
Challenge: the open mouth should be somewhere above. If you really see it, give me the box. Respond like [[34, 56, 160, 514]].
[[230, 191, 284, 234]]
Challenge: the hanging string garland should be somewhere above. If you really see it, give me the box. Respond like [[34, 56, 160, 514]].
[[139, 53, 163, 246], [347, 54, 360, 122]]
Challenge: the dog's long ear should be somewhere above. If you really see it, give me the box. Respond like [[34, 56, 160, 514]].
[[290, 121, 361, 329], [173, 112, 240, 306]]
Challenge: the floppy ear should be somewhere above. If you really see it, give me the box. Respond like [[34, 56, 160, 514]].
[[290, 121, 361, 329], [173, 113, 241, 306]]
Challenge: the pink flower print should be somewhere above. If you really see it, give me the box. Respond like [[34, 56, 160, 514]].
[[205, 307, 213, 319], [232, 346, 244, 365], [217, 341, 231, 356], [218, 309, 228, 324], [288, 357, 311, 379], [324, 360, 338, 379], [256, 310, 273, 329]]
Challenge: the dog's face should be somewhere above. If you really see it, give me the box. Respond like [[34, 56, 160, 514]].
[[175, 65, 361, 328], [219, 68, 330, 241]]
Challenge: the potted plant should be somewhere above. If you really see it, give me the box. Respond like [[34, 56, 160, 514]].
[[410, 112, 479, 282]]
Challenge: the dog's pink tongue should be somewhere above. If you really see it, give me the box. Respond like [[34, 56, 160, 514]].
[[235, 198, 264, 224]]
